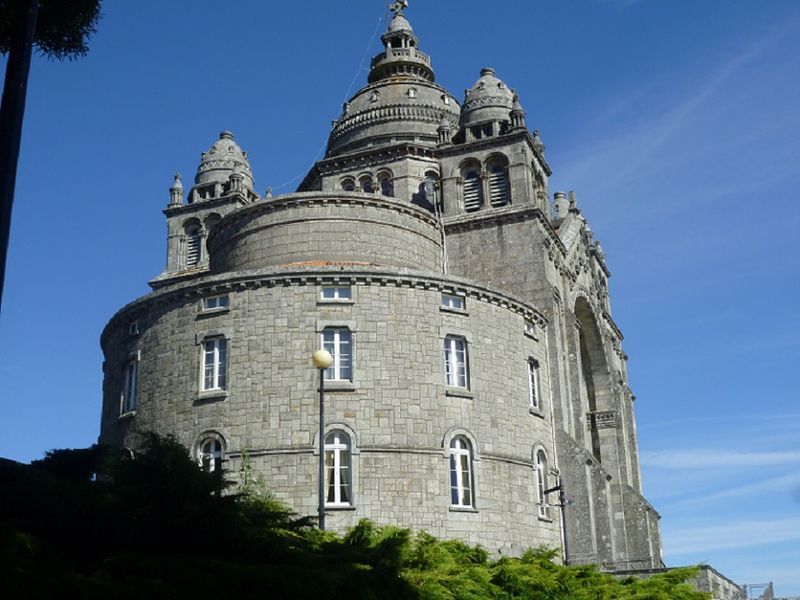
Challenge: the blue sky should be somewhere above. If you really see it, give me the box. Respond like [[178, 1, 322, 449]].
[[1, 0, 798, 594]]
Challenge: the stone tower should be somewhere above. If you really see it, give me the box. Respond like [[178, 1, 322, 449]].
[[100, 3, 662, 569]]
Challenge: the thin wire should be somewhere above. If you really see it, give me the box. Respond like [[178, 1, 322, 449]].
[[269, 7, 386, 194]]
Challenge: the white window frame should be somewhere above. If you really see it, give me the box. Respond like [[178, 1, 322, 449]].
[[203, 294, 229, 311], [120, 356, 138, 415], [322, 327, 352, 382], [320, 286, 352, 301], [535, 449, 549, 519], [324, 430, 353, 507], [441, 293, 465, 311], [528, 358, 541, 411], [198, 436, 224, 473], [444, 335, 468, 388], [202, 336, 228, 391], [449, 436, 474, 508], [524, 319, 536, 337]]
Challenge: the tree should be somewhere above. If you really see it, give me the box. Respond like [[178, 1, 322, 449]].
[[0, 0, 101, 313]]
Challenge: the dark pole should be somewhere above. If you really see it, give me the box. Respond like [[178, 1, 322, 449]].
[[558, 477, 570, 566], [318, 368, 325, 530], [0, 0, 39, 313]]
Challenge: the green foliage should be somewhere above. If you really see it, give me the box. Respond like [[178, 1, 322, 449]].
[[0, 436, 710, 600], [0, 0, 101, 59]]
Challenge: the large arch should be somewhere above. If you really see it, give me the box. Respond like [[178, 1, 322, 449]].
[[574, 297, 616, 467]]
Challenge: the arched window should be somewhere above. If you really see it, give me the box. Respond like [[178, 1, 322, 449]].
[[461, 166, 482, 212], [359, 176, 374, 193], [487, 158, 509, 207], [378, 172, 393, 197], [198, 435, 225, 473], [449, 436, 474, 507], [341, 178, 356, 192], [535, 448, 549, 519], [185, 221, 202, 267], [325, 430, 352, 506]]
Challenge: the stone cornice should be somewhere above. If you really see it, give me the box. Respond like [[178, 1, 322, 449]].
[[316, 143, 438, 175], [439, 129, 552, 175], [163, 192, 250, 217], [101, 265, 548, 350]]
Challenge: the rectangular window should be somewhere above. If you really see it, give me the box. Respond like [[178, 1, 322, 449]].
[[528, 358, 541, 411], [524, 319, 536, 337], [203, 294, 229, 310], [321, 286, 352, 300], [121, 359, 138, 414], [441, 293, 465, 311], [322, 327, 352, 381], [444, 335, 468, 388], [128, 320, 139, 336], [202, 337, 228, 390]]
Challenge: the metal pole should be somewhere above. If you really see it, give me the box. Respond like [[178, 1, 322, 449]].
[[559, 477, 570, 566], [318, 368, 325, 530]]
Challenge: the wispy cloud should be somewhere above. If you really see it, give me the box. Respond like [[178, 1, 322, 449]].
[[665, 473, 800, 510], [642, 449, 800, 469], [666, 517, 800, 555]]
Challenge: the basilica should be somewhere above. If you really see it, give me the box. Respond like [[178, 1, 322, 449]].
[[100, 2, 664, 571]]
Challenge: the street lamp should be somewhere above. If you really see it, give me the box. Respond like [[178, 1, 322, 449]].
[[312, 348, 333, 530]]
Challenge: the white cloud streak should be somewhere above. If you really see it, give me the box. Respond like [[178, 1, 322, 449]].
[[642, 449, 800, 469]]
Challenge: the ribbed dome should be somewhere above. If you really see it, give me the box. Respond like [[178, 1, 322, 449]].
[[460, 67, 514, 127], [195, 131, 254, 189], [387, 13, 412, 33], [326, 6, 459, 157]]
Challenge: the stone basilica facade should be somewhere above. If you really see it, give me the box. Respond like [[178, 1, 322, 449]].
[[100, 3, 663, 569]]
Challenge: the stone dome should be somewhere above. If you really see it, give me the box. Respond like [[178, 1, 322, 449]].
[[326, 7, 459, 157], [195, 131, 254, 189], [460, 67, 514, 127], [387, 13, 412, 33]]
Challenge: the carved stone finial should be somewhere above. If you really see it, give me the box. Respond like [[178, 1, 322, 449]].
[[172, 172, 183, 189], [266, 187, 273, 198], [390, 0, 408, 16]]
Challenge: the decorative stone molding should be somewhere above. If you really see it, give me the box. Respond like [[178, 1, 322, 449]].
[[588, 410, 619, 429]]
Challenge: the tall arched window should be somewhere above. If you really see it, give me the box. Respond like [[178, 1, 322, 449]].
[[325, 430, 352, 506], [359, 176, 374, 193], [462, 168, 482, 212], [198, 435, 225, 473], [535, 448, 549, 519], [378, 172, 393, 197], [449, 436, 474, 507], [487, 157, 509, 207]]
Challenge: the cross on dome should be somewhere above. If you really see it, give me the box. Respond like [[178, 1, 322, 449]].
[[390, 0, 408, 16]]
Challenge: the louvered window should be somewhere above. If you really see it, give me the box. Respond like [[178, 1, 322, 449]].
[[463, 171, 482, 212], [489, 164, 509, 207], [186, 228, 201, 267]]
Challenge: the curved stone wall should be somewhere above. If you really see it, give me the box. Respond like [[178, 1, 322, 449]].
[[100, 268, 559, 552], [208, 193, 444, 274]]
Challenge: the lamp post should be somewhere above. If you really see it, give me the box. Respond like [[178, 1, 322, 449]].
[[544, 477, 570, 566], [312, 349, 333, 530]]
